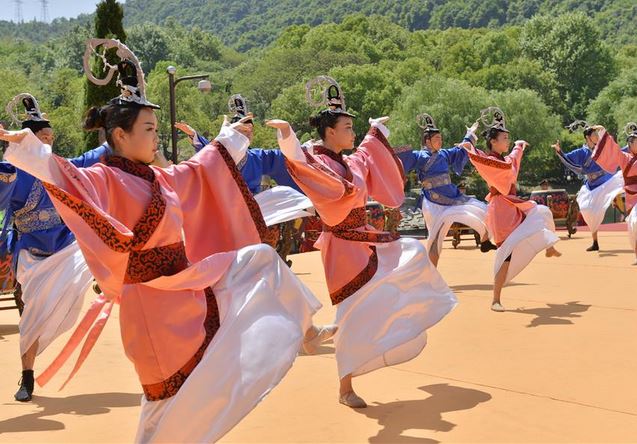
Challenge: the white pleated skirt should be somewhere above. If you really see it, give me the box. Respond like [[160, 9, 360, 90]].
[[576, 171, 625, 233], [254, 185, 314, 226], [17, 241, 93, 356], [494, 205, 559, 285], [422, 197, 489, 255], [135, 244, 321, 443], [334, 238, 457, 379]]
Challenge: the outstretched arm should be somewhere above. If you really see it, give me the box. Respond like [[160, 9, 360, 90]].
[[592, 128, 630, 172], [348, 117, 405, 207], [175, 121, 210, 153]]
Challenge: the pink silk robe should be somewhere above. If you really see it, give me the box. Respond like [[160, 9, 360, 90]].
[[283, 127, 406, 304], [593, 131, 637, 213], [6, 130, 271, 399], [466, 143, 536, 245]]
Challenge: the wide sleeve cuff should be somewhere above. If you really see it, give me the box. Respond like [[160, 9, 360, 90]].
[[276, 126, 307, 164], [214, 126, 249, 165], [5, 129, 62, 185], [370, 121, 390, 139]]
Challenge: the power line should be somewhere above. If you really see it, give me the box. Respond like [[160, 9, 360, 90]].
[[14, 0, 23, 23], [40, 0, 50, 23]]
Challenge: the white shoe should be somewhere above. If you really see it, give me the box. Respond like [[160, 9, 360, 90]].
[[491, 302, 505, 312], [302, 324, 338, 355], [339, 391, 367, 408]]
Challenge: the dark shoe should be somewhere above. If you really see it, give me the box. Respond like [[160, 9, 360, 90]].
[[480, 239, 497, 253], [586, 241, 599, 252], [14, 370, 34, 402], [285, 259, 293, 268]]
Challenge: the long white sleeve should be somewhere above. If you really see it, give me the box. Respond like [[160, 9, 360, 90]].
[[369, 120, 390, 139], [4, 130, 65, 185], [214, 126, 249, 165], [276, 126, 306, 164]]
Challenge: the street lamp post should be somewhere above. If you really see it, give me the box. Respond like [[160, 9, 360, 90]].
[[166, 65, 212, 163]]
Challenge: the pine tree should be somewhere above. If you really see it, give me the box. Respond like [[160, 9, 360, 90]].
[[83, 0, 127, 149]]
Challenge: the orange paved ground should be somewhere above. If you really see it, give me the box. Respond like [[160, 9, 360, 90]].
[[0, 231, 636, 443]]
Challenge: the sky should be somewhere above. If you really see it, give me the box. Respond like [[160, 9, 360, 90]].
[[0, 0, 120, 23]]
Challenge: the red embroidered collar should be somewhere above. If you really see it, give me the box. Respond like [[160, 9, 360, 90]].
[[488, 151, 505, 161], [106, 155, 155, 182], [314, 145, 347, 167]]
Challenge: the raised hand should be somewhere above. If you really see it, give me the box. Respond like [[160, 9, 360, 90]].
[[0, 126, 29, 144], [551, 140, 561, 153], [175, 121, 195, 137], [464, 121, 479, 144], [368, 116, 390, 126], [515, 140, 530, 149], [265, 119, 292, 139], [230, 115, 254, 134], [223, 112, 254, 129]]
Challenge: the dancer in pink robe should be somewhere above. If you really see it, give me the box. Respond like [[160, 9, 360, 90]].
[[591, 123, 637, 264], [0, 40, 323, 443], [267, 77, 456, 409], [462, 108, 561, 312]]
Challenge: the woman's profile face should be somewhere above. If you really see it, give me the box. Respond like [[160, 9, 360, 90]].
[[326, 116, 355, 152], [490, 131, 510, 154], [113, 108, 159, 164]]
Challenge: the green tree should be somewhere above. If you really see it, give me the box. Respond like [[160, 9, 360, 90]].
[[54, 24, 93, 72], [389, 76, 491, 149], [84, 0, 127, 149], [127, 23, 170, 72], [0, 68, 40, 130], [611, 98, 637, 141], [587, 67, 637, 135], [430, 0, 507, 29], [40, 68, 86, 157], [327, 64, 401, 140], [520, 12, 617, 121], [269, 83, 313, 142], [465, 58, 559, 107]]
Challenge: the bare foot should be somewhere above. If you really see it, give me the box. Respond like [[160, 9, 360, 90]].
[[339, 391, 367, 408], [545, 247, 562, 258], [302, 324, 338, 355]]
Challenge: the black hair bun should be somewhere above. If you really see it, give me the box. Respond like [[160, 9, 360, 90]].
[[308, 114, 322, 129], [83, 106, 106, 131]]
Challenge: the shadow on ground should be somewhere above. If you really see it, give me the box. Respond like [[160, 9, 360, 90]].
[[361, 383, 492, 443], [0, 324, 19, 340], [598, 249, 633, 258], [0, 392, 141, 435], [450, 282, 532, 294], [511, 300, 591, 327]]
